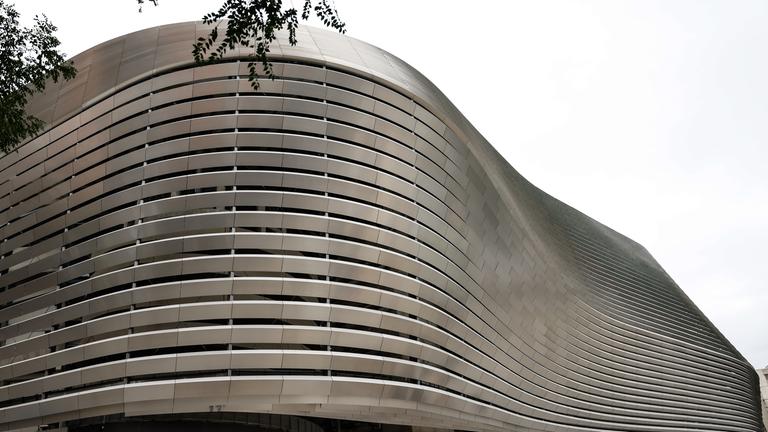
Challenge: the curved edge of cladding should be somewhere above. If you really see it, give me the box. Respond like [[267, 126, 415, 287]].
[[0, 21, 761, 431]]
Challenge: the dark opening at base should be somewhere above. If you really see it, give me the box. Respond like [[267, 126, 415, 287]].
[[62, 412, 456, 432]]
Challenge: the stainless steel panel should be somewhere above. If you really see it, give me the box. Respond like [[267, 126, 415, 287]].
[[1, 22, 760, 432], [151, 85, 194, 108], [108, 129, 148, 158], [237, 95, 283, 112], [178, 302, 231, 322], [128, 331, 179, 352], [152, 68, 193, 92], [230, 351, 282, 370], [149, 102, 192, 124], [282, 302, 330, 322], [228, 376, 282, 396], [80, 360, 126, 384], [231, 326, 282, 345], [192, 80, 238, 98], [126, 355, 175, 377], [190, 115, 236, 134], [175, 352, 230, 372], [177, 327, 231, 346], [130, 305, 179, 328], [191, 98, 237, 116], [231, 302, 281, 320]]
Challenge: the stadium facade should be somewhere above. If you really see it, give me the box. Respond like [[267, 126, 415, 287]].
[[0, 22, 763, 432]]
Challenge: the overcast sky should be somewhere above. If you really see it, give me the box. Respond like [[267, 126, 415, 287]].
[[18, 0, 768, 368]]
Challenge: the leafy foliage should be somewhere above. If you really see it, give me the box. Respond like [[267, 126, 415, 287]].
[[191, 0, 345, 88], [1, 0, 344, 153], [136, 0, 159, 13], [0, 0, 76, 153]]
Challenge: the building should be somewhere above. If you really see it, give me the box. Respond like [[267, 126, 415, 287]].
[[0, 22, 762, 432], [759, 368, 768, 431]]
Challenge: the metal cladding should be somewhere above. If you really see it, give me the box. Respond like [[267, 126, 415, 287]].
[[0, 22, 762, 432]]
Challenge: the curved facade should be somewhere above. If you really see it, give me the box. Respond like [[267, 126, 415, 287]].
[[0, 22, 762, 432]]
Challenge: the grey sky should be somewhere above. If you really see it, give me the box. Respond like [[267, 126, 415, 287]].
[[18, 0, 768, 367]]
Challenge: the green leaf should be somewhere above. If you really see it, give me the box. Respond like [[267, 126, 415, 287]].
[[0, 0, 77, 153]]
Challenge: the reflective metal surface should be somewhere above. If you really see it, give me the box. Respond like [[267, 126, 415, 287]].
[[0, 22, 762, 432]]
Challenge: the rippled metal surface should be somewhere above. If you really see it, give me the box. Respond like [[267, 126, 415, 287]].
[[0, 22, 762, 432]]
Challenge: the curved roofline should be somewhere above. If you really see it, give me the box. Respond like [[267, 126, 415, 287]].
[[18, 21, 736, 357]]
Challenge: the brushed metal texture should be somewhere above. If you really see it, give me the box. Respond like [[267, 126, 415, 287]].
[[0, 22, 761, 432]]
